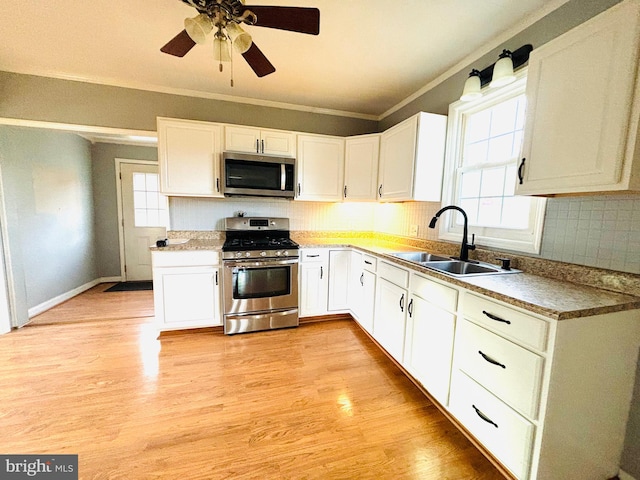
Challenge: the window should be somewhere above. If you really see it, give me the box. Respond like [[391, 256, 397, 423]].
[[132, 172, 168, 227], [440, 72, 546, 254]]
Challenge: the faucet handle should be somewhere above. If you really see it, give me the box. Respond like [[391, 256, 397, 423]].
[[468, 233, 476, 250], [495, 257, 511, 270]]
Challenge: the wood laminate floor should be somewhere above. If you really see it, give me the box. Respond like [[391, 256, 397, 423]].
[[0, 284, 504, 479]]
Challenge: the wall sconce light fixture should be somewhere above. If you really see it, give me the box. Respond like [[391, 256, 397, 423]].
[[460, 44, 533, 101]]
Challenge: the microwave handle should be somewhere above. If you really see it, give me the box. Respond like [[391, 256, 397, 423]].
[[281, 164, 286, 191]]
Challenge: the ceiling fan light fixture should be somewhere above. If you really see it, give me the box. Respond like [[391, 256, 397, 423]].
[[460, 69, 482, 101], [184, 14, 213, 44], [226, 22, 252, 54], [213, 35, 232, 63], [490, 49, 516, 88]]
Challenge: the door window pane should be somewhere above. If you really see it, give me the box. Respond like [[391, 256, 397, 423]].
[[132, 172, 168, 227]]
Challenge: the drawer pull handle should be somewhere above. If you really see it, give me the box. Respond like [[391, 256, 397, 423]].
[[479, 350, 506, 369], [473, 404, 499, 428], [306, 254, 320, 258], [364, 260, 372, 265], [482, 310, 511, 325]]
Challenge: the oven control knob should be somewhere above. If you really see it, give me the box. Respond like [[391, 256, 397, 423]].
[[283, 251, 289, 257], [275, 251, 281, 257], [260, 251, 267, 257], [235, 252, 242, 258], [245, 252, 251, 258]]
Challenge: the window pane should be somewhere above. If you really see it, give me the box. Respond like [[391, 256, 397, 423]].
[[466, 110, 491, 143], [502, 196, 531, 229], [146, 173, 159, 192], [511, 130, 524, 158], [477, 197, 502, 226], [515, 96, 527, 130], [480, 167, 506, 197], [133, 173, 146, 191], [460, 170, 481, 198], [134, 191, 147, 209], [146, 192, 159, 209], [460, 198, 479, 225], [504, 165, 517, 196], [134, 209, 147, 227], [464, 140, 488, 166], [490, 97, 519, 136], [147, 209, 160, 226], [487, 133, 515, 163]]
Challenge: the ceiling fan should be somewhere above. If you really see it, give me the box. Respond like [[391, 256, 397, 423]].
[[161, 0, 320, 78]]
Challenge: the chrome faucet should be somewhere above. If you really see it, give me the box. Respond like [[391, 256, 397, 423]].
[[428, 205, 476, 262]]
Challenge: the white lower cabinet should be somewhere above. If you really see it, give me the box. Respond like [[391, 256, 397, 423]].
[[403, 273, 457, 406], [152, 251, 222, 331], [349, 251, 377, 334], [299, 248, 329, 317], [328, 249, 351, 312], [449, 370, 535, 480], [373, 261, 409, 362]]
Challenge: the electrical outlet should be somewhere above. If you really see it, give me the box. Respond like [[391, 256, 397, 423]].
[[410, 224, 419, 237]]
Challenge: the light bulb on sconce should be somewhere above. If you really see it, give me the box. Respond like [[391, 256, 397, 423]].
[[460, 69, 482, 102], [490, 49, 516, 88]]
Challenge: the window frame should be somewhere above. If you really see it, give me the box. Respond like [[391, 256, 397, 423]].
[[439, 70, 546, 254]]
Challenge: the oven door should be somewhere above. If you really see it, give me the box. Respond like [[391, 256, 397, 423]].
[[223, 258, 299, 315]]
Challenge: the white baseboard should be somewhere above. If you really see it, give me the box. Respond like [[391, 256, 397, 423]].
[[27, 276, 123, 318], [620, 470, 638, 480]]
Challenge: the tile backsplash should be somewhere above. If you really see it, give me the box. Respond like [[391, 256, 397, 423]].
[[170, 194, 640, 275]]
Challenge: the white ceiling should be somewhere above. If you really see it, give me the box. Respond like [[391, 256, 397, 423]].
[[0, 0, 568, 121]]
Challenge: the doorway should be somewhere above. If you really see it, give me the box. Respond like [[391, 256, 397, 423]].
[[116, 160, 168, 281]]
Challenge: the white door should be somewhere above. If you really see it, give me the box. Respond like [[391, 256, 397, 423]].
[[120, 163, 167, 281], [0, 235, 11, 334]]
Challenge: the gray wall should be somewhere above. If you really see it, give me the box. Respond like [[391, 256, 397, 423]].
[[0, 126, 97, 325], [0, 71, 377, 137], [91, 143, 158, 277]]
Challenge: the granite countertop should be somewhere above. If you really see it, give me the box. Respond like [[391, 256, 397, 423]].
[[150, 232, 640, 321]]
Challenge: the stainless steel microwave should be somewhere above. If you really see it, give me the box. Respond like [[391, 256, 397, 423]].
[[222, 152, 295, 198]]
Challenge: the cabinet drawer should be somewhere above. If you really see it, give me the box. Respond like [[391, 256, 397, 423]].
[[450, 370, 534, 480], [378, 261, 409, 288], [300, 249, 329, 263], [411, 273, 457, 312], [152, 250, 219, 267], [463, 293, 549, 352], [362, 254, 377, 272], [455, 320, 544, 419]]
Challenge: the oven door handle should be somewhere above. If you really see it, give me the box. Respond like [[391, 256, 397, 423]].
[[224, 258, 299, 268]]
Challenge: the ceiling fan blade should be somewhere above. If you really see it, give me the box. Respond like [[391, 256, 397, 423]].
[[242, 42, 276, 77], [160, 30, 196, 57], [243, 6, 320, 35]]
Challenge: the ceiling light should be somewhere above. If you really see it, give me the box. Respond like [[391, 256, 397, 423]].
[[460, 69, 482, 102], [490, 50, 516, 88], [213, 32, 231, 64], [184, 14, 213, 44], [225, 22, 252, 54]]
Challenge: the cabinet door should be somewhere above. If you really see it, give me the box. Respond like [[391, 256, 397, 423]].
[[299, 261, 328, 317], [261, 130, 296, 156], [328, 250, 350, 311], [154, 267, 221, 330], [225, 125, 261, 153], [378, 115, 417, 201], [296, 134, 345, 201], [404, 295, 455, 406], [516, 0, 640, 195], [348, 250, 364, 319], [360, 270, 376, 335], [373, 277, 408, 362], [344, 134, 380, 201], [158, 118, 223, 197]]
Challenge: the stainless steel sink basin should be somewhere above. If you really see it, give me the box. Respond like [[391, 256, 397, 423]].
[[423, 260, 521, 277], [390, 252, 451, 263]]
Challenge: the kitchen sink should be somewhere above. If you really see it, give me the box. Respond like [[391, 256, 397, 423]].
[[390, 252, 451, 263], [390, 251, 520, 277], [423, 260, 521, 277]]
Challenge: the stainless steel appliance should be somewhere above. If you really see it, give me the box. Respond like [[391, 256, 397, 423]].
[[222, 217, 299, 334], [222, 152, 295, 198]]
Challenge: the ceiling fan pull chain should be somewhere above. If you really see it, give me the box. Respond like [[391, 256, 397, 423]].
[[230, 41, 234, 87]]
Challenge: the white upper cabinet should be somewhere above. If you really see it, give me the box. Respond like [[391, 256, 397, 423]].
[[224, 125, 296, 157], [157, 117, 223, 197], [296, 134, 345, 202], [378, 112, 447, 202], [343, 134, 380, 201], [516, 0, 640, 195]]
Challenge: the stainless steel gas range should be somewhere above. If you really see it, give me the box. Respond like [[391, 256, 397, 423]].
[[222, 217, 299, 335]]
